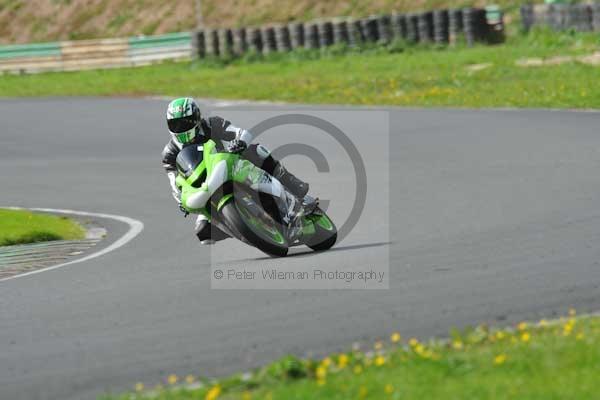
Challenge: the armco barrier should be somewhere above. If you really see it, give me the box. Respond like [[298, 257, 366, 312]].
[[0, 32, 192, 73], [0, 42, 62, 73]]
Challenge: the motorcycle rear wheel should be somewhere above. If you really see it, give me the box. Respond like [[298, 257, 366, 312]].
[[304, 208, 337, 251]]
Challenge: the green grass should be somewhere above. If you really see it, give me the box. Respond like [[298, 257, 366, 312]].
[[2, 29, 600, 108], [0, 208, 85, 246], [103, 313, 600, 400]]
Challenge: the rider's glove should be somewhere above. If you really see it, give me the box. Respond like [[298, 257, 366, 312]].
[[227, 139, 247, 154]]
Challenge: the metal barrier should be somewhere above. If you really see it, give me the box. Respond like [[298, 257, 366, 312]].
[[0, 32, 192, 74]]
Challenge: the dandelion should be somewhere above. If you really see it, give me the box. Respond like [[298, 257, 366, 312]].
[[359, 386, 368, 399], [321, 357, 332, 368], [390, 332, 401, 343], [494, 354, 507, 365], [409, 338, 419, 347], [496, 331, 505, 340], [134, 383, 144, 392], [576, 332, 585, 341], [563, 321, 575, 336], [316, 365, 327, 380], [167, 374, 178, 385], [374, 341, 384, 351], [205, 385, 221, 400], [338, 354, 349, 369], [517, 322, 528, 331], [414, 343, 425, 355], [185, 375, 195, 384], [375, 355, 386, 366], [452, 340, 463, 350], [353, 365, 363, 374], [385, 384, 394, 394], [538, 319, 548, 327], [521, 332, 531, 343]]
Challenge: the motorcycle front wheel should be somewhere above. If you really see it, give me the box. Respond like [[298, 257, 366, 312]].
[[220, 195, 289, 257]]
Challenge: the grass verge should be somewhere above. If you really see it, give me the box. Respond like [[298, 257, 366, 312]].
[[0, 208, 85, 246], [1, 30, 600, 108], [103, 311, 600, 400]]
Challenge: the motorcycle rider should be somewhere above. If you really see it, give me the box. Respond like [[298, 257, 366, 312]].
[[162, 97, 309, 244]]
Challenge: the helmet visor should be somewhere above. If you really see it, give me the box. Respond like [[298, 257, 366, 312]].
[[173, 129, 196, 144], [168, 116, 198, 134]]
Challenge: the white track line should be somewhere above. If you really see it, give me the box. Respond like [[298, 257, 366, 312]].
[[0, 207, 144, 283]]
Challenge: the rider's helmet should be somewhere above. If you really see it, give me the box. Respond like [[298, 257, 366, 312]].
[[166, 97, 202, 145]]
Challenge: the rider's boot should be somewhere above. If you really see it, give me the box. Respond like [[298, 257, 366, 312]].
[[195, 215, 230, 244], [273, 162, 309, 198]]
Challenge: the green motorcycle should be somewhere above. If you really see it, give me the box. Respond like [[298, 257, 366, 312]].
[[175, 140, 337, 257]]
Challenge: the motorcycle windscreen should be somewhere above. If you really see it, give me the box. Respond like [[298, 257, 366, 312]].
[[175, 145, 204, 179]]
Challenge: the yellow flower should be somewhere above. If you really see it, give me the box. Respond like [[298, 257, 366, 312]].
[[452, 340, 463, 350], [517, 322, 528, 331], [185, 375, 195, 384], [521, 332, 531, 343], [316, 365, 327, 380], [134, 383, 144, 392], [390, 332, 401, 343], [563, 322, 574, 336], [385, 384, 394, 394], [576, 332, 585, 341], [374, 355, 386, 366], [359, 386, 368, 398], [321, 357, 332, 368], [494, 354, 507, 365], [414, 344, 425, 355], [167, 374, 178, 385], [409, 338, 419, 347], [569, 308, 576, 316], [538, 319, 548, 327], [353, 365, 363, 374], [205, 385, 222, 400], [496, 331, 505, 340], [374, 341, 384, 351], [337, 354, 349, 369]]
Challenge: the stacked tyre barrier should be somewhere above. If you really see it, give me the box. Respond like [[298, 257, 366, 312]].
[[522, 3, 598, 32], [192, 7, 502, 59]]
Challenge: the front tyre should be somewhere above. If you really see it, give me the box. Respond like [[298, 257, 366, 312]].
[[220, 198, 289, 257], [304, 209, 337, 251]]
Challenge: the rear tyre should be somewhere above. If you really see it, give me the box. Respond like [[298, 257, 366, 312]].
[[304, 209, 337, 251], [220, 198, 289, 257]]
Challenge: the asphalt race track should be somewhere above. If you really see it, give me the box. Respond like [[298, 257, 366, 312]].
[[2, 98, 600, 400]]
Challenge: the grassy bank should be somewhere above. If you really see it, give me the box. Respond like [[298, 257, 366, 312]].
[[1, 0, 527, 45], [104, 311, 600, 400], [1, 30, 599, 108], [0, 208, 85, 246]]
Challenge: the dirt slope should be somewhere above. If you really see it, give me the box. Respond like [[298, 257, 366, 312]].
[[0, 0, 522, 44]]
